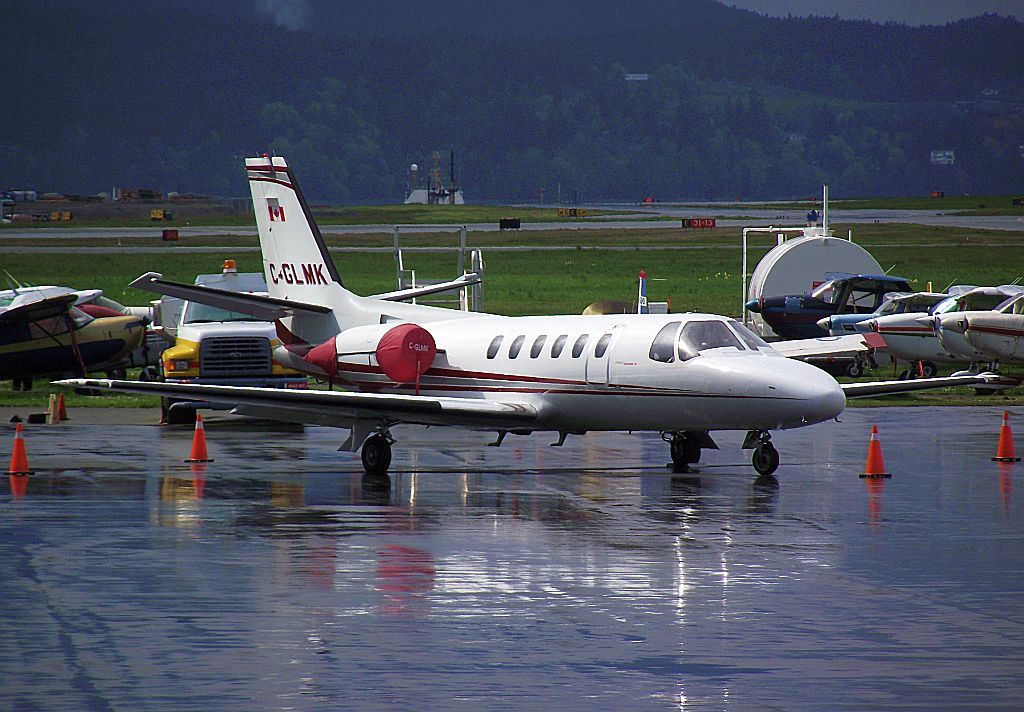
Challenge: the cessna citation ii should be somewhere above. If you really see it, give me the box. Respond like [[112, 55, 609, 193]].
[[56, 156, 994, 477]]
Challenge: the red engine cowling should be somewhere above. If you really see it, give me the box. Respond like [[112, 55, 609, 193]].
[[304, 337, 340, 376], [375, 323, 436, 384]]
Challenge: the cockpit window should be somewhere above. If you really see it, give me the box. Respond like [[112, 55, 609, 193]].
[[999, 294, 1024, 314], [679, 320, 743, 360], [649, 321, 681, 363], [809, 280, 837, 302], [728, 319, 769, 350]]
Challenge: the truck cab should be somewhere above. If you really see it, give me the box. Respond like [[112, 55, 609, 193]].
[[158, 260, 307, 423]]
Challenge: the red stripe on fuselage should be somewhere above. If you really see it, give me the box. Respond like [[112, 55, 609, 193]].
[[969, 324, 1024, 338]]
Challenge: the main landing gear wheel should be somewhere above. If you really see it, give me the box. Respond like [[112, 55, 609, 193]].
[[669, 434, 701, 468], [752, 442, 780, 476], [361, 433, 393, 475]]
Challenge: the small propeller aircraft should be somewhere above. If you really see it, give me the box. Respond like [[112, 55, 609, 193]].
[[1, 285, 146, 389], [746, 273, 912, 339], [56, 156, 994, 477], [933, 289, 1024, 366], [862, 285, 1021, 378], [817, 291, 949, 336]]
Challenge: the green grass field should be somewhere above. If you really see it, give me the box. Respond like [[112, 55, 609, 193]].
[[2, 220, 1022, 407]]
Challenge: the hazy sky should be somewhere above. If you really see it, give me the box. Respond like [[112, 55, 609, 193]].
[[725, 0, 1024, 25]]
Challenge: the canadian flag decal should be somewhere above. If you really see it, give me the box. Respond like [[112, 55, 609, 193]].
[[268, 199, 285, 222]]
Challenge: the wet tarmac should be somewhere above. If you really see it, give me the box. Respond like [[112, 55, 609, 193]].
[[2, 407, 1023, 710]]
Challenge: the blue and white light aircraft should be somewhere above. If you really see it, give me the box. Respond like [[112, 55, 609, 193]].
[[57, 156, 993, 477]]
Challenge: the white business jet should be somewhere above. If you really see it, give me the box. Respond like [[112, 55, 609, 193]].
[[56, 156, 993, 477]]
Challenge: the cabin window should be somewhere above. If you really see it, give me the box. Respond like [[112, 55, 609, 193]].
[[649, 321, 681, 363], [27, 314, 72, 340], [530, 335, 547, 358], [486, 335, 503, 359], [571, 334, 590, 358], [550, 334, 568, 357], [594, 333, 613, 358], [509, 335, 526, 358], [728, 319, 768, 350], [679, 320, 743, 360]]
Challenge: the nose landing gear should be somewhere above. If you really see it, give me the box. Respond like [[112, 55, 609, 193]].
[[743, 430, 780, 476]]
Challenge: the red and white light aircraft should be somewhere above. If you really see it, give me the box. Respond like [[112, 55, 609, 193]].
[[57, 156, 993, 476]]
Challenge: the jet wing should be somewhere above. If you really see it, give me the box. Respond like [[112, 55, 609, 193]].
[[129, 272, 331, 320], [841, 372, 999, 398], [0, 293, 77, 325], [53, 378, 541, 429], [772, 332, 885, 360]]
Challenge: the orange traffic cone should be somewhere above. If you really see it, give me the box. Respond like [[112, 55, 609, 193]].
[[860, 424, 891, 478], [992, 411, 1020, 462], [8, 423, 33, 475], [57, 393, 68, 421], [184, 414, 214, 463]]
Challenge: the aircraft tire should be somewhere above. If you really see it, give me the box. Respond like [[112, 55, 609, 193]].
[[162, 398, 196, 425], [670, 434, 701, 466], [361, 434, 392, 475], [752, 443, 780, 476], [921, 361, 938, 378]]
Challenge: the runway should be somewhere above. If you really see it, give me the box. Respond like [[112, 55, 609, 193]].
[[2, 407, 1023, 709], [2, 208, 1023, 242]]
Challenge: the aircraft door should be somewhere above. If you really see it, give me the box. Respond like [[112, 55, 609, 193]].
[[586, 326, 621, 386]]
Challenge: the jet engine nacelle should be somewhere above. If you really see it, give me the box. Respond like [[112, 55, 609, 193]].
[[304, 322, 437, 384]]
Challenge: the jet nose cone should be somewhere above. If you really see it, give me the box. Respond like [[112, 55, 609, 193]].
[[763, 359, 846, 427], [817, 378, 847, 422]]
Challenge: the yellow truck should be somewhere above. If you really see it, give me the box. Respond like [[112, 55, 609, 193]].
[[154, 260, 307, 424]]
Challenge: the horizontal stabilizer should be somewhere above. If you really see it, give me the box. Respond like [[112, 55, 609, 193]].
[[370, 272, 481, 302], [129, 272, 331, 320]]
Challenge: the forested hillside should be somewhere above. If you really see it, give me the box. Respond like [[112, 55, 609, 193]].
[[2, 1, 1022, 201]]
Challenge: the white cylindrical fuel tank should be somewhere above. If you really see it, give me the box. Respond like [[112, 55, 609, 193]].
[[747, 235, 882, 338]]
